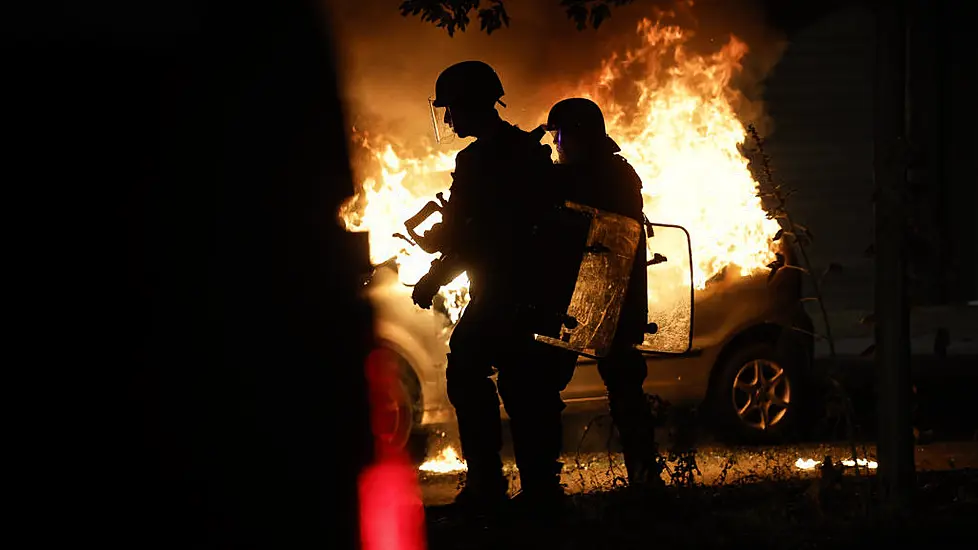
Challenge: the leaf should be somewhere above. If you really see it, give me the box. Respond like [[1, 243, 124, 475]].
[[404, 0, 630, 36], [589, 3, 611, 29], [498, 2, 511, 25], [766, 253, 785, 282], [565, 4, 588, 30], [397, 1, 417, 16], [478, 1, 509, 34], [772, 228, 784, 242]]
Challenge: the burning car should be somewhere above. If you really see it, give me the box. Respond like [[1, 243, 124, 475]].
[[363, 236, 813, 451], [340, 19, 816, 448]]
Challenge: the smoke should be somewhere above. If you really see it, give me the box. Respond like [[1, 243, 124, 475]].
[[324, 0, 788, 150], [366, 266, 452, 359]]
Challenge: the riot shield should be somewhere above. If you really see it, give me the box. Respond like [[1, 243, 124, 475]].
[[637, 223, 693, 354], [532, 201, 643, 358]]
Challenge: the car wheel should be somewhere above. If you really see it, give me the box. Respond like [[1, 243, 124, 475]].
[[711, 341, 807, 445], [373, 354, 423, 455]]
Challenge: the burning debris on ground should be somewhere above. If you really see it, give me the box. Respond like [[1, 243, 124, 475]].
[[416, 410, 977, 506], [419, 446, 467, 475], [416, 442, 935, 506]]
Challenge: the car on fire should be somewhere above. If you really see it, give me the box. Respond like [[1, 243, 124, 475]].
[[366, 236, 815, 451]]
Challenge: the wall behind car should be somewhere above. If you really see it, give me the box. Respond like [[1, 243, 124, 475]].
[[759, 1, 977, 340]]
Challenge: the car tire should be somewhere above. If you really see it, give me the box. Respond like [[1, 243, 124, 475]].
[[374, 353, 426, 461], [710, 341, 808, 445]]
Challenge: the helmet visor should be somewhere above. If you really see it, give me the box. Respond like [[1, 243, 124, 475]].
[[428, 97, 455, 145]]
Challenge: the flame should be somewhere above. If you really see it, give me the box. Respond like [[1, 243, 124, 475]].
[[794, 458, 819, 470], [842, 458, 879, 469], [581, 19, 780, 289], [339, 16, 780, 326], [794, 457, 879, 470], [339, 134, 472, 322], [418, 446, 467, 474]]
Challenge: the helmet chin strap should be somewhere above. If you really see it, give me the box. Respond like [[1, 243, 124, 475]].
[[497, 99, 507, 108]]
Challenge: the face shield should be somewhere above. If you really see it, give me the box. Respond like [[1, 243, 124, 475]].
[[428, 97, 455, 145]]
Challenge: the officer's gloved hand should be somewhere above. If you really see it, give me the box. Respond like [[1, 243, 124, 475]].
[[411, 273, 440, 309]]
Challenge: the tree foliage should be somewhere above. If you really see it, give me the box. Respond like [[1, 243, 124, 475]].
[[398, 0, 636, 36]]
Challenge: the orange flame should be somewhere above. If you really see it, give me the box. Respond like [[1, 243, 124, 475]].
[[339, 16, 779, 324], [582, 19, 780, 288]]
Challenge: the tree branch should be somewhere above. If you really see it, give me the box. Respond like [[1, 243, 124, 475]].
[[398, 0, 636, 36]]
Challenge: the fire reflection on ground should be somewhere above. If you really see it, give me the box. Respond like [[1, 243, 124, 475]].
[[417, 441, 978, 505]]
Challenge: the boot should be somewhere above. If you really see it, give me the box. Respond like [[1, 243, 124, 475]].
[[507, 473, 567, 524], [623, 451, 665, 491], [449, 469, 509, 517]]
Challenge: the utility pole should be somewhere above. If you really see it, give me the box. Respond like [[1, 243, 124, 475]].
[[874, 0, 915, 519]]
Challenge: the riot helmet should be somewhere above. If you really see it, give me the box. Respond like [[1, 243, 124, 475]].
[[546, 98, 621, 162], [429, 61, 507, 143]]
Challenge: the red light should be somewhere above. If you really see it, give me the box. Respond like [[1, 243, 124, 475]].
[[359, 460, 426, 550], [358, 348, 427, 550]]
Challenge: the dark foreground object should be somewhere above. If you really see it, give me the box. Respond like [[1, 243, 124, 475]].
[[14, 1, 373, 547], [425, 469, 978, 549]]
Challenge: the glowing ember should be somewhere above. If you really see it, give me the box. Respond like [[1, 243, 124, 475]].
[[794, 457, 879, 470], [418, 446, 467, 474], [339, 15, 780, 326], [842, 458, 879, 469], [794, 458, 819, 470]]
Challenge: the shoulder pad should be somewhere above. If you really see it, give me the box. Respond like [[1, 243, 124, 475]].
[[614, 154, 643, 186], [615, 154, 638, 172]]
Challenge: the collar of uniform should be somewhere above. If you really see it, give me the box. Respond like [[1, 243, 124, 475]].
[[478, 117, 514, 143]]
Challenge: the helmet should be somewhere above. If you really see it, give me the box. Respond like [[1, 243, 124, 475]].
[[546, 98, 620, 155], [546, 98, 607, 136], [431, 61, 505, 108]]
